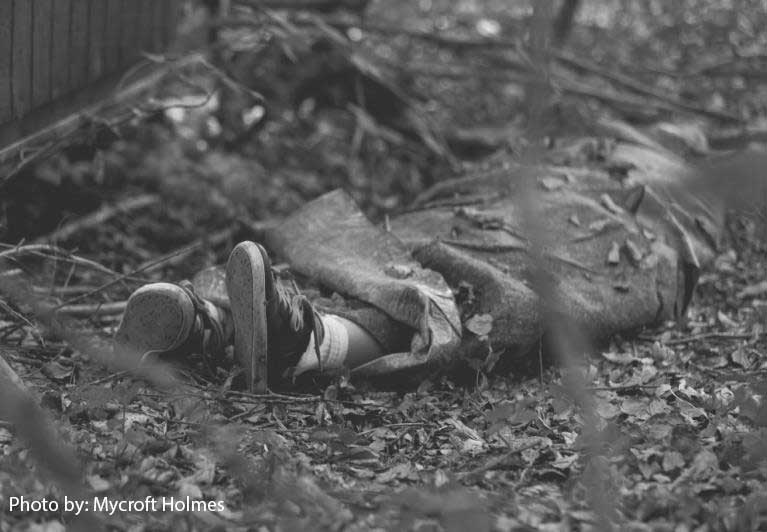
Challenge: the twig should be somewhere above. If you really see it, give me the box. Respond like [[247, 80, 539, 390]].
[[560, 79, 740, 123], [0, 298, 45, 345], [34, 195, 160, 244], [460, 441, 539, 481], [400, 194, 492, 214], [135, 226, 238, 273], [659, 332, 755, 345], [53, 244, 212, 311], [553, 50, 741, 123], [0, 243, 147, 283], [32, 284, 100, 296], [83, 370, 133, 386], [307, 17, 741, 123], [54, 301, 128, 317], [441, 239, 527, 253], [223, 389, 322, 404], [0, 352, 29, 393], [588, 383, 659, 391]]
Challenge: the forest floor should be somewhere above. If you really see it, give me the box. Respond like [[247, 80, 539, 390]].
[[2, 0, 767, 531]]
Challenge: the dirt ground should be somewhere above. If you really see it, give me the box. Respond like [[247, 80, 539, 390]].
[[2, 1, 767, 530]]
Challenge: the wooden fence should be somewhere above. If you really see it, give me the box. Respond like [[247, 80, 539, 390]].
[[0, 0, 180, 150]]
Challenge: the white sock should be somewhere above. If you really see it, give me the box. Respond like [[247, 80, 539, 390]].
[[294, 314, 349, 376]]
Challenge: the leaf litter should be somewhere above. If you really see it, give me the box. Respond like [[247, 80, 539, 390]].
[[2, 0, 767, 530]]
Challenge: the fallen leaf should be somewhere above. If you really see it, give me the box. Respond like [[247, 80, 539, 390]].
[[688, 448, 718, 480], [607, 241, 621, 265], [662, 450, 685, 472], [595, 400, 621, 419], [731, 347, 753, 369], [465, 314, 493, 337], [539, 176, 566, 191], [601, 351, 639, 365], [738, 280, 767, 299], [377, 462, 419, 483], [42, 360, 74, 382], [87, 475, 111, 492], [178, 481, 203, 500], [621, 398, 650, 420], [552, 453, 578, 470], [717, 310, 738, 329]]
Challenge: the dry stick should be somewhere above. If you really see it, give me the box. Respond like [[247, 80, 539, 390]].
[[33, 284, 101, 296], [135, 225, 238, 273], [0, 298, 45, 345], [660, 332, 755, 345], [222, 389, 322, 404], [385, 62, 722, 123], [551, 51, 741, 123], [557, 79, 738, 122], [33, 195, 160, 245], [52, 244, 211, 311], [55, 301, 128, 317], [0, 243, 147, 284], [306, 17, 741, 123], [460, 441, 539, 481]]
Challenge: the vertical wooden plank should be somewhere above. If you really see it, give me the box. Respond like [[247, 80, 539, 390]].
[[51, 0, 72, 99], [167, 0, 181, 48], [138, 0, 154, 55], [88, 0, 106, 80], [32, 0, 53, 106], [69, 0, 89, 90], [119, 0, 138, 67], [11, 0, 32, 119], [0, 1, 13, 122], [103, 0, 122, 75], [151, 0, 165, 53]]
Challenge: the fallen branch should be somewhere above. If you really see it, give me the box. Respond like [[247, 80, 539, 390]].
[[53, 243, 215, 311], [0, 243, 147, 283], [553, 51, 741, 123], [54, 301, 128, 317], [303, 18, 742, 123], [559, 79, 741, 122], [136, 225, 238, 273], [34, 195, 160, 244]]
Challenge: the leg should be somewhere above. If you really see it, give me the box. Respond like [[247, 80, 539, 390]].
[[338, 316, 385, 367], [225, 241, 400, 388]]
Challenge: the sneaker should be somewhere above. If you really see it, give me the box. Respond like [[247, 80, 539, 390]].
[[225, 241, 323, 391], [114, 282, 228, 366]]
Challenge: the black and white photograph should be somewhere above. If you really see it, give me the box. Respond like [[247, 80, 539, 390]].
[[1, 0, 767, 530]]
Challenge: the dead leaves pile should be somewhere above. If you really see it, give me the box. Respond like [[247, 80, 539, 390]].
[[1, 236, 767, 531]]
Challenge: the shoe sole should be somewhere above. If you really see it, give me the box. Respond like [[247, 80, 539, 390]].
[[114, 283, 194, 364], [225, 241, 269, 392]]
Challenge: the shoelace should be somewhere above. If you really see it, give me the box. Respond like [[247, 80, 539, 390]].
[[178, 281, 225, 359], [273, 281, 323, 372], [273, 282, 305, 332]]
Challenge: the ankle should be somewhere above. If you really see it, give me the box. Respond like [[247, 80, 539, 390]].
[[293, 314, 350, 376]]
